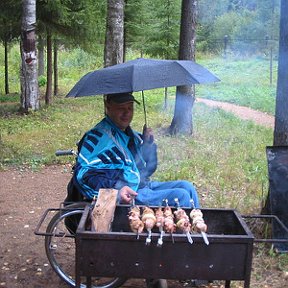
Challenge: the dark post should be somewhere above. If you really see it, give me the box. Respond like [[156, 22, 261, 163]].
[[265, 34, 269, 49], [224, 35, 228, 58], [264, 35, 273, 86], [266, 146, 288, 253]]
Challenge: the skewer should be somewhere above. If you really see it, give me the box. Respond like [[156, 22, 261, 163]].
[[190, 200, 209, 246], [130, 196, 140, 239], [142, 207, 156, 246], [201, 231, 209, 246], [155, 207, 165, 247], [157, 228, 164, 246], [131, 195, 135, 207], [163, 199, 175, 244], [174, 198, 193, 244], [128, 197, 144, 240], [146, 228, 152, 245]]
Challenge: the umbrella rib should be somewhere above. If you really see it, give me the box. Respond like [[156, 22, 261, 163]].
[[175, 61, 200, 85]]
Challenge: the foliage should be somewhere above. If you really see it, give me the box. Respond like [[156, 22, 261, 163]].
[[0, 45, 21, 94], [124, 0, 181, 59], [141, 0, 181, 59], [0, 0, 282, 69], [73, 0, 106, 54], [124, 0, 147, 52], [0, 0, 21, 44], [198, 0, 280, 55], [37, 0, 86, 36], [38, 75, 47, 87], [35, 0, 106, 77]]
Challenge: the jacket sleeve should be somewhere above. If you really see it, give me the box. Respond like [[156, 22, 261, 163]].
[[74, 165, 125, 200], [141, 141, 158, 178], [81, 168, 122, 190], [74, 123, 140, 200], [73, 126, 126, 199]]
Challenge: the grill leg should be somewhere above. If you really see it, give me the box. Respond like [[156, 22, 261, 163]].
[[225, 280, 231, 288], [87, 276, 92, 288], [244, 279, 251, 288]]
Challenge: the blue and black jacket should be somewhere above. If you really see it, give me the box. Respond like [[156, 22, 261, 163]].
[[74, 116, 157, 200]]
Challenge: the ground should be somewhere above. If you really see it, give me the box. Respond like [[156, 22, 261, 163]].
[[196, 99, 274, 129], [0, 100, 287, 288]]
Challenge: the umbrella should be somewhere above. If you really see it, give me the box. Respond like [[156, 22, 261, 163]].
[[66, 58, 220, 97], [66, 58, 220, 125]]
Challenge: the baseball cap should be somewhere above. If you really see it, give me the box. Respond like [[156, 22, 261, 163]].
[[105, 92, 140, 104]]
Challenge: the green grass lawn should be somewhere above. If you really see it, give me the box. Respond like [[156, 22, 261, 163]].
[[0, 91, 273, 214], [0, 51, 277, 214], [197, 56, 277, 114]]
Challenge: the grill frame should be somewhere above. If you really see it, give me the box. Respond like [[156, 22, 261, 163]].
[[75, 205, 254, 288]]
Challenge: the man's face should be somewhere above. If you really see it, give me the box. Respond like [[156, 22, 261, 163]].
[[106, 101, 134, 130]]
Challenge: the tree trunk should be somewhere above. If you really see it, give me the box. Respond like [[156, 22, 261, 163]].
[[123, 0, 127, 62], [169, 0, 197, 135], [4, 40, 9, 95], [104, 0, 125, 67], [20, 0, 39, 112], [53, 39, 58, 96], [273, 0, 288, 146], [262, 0, 288, 215], [45, 32, 53, 105], [38, 35, 45, 76]]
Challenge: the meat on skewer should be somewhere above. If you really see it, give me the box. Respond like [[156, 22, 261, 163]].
[[190, 209, 207, 233], [155, 207, 165, 228], [155, 207, 165, 246], [190, 208, 209, 245], [128, 206, 144, 235], [163, 206, 176, 234], [173, 201, 193, 244], [174, 209, 191, 234], [142, 206, 157, 245]]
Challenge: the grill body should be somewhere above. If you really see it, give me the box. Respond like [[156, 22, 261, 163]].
[[76, 206, 254, 288]]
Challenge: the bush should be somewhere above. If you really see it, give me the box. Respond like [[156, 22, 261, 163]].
[[38, 75, 47, 87]]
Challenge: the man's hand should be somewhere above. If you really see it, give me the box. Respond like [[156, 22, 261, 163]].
[[142, 124, 154, 143], [119, 186, 138, 204]]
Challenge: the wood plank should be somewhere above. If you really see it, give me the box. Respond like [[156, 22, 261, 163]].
[[91, 188, 118, 232]]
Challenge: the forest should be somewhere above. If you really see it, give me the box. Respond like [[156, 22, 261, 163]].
[[0, 0, 281, 94]]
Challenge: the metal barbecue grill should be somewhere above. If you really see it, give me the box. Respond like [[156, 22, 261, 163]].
[[35, 203, 288, 288], [75, 205, 255, 288]]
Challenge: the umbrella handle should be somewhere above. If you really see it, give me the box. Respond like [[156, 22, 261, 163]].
[[141, 91, 147, 127]]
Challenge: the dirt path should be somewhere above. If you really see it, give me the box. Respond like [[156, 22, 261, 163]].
[[197, 98, 274, 128]]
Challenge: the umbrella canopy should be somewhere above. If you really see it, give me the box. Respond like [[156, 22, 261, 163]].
[[66, 58, 220, 97]]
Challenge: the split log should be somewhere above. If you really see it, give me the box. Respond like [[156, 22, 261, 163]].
[[91, 188, 118, 232]]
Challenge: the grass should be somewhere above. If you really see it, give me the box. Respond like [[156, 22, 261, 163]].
[[0, 88, 273, 214], [197, 56, 277, 114], [0, 51, 277, 214]]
